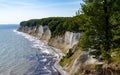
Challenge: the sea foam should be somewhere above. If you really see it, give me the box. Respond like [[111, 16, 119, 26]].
[[13, 30, 53, 55]]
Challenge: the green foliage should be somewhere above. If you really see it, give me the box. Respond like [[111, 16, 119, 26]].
[[74, 72, 80, 75], [20, 16, 83, 37], [20, 19, 39, 27], [111, 48, 120, 62], [79, 0, 120, 60], [20, 17, 69, 37], [47, 17, 68, 37], [63, 16, 82, 32], [59, 49, 74, 66], [76, 8, 81, 16], [59, 56, 68, 67], [66, 49, 74, 58], [19, 0, 120, 62]]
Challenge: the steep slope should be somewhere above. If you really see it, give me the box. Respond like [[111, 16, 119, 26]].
[[18, 17, 120, 75], [17, 17, 83, 75]]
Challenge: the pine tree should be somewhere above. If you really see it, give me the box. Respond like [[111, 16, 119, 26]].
[[80, 0, 120, 60]]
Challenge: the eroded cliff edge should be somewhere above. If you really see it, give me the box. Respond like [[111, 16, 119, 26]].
[[18, 24, 101, 75], [18, 18, 120, 75], [18, 24, 81, 53], [17, 17, 90, 74]]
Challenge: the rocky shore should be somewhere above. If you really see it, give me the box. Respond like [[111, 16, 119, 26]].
[[17, 29, 69, 75], [17, 24, 101, 75], [18, 21, 120, 75]]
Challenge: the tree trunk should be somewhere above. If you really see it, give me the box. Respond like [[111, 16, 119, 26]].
[[104, 0, 110, 51]]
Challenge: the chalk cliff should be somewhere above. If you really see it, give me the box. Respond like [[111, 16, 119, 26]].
[[48, 31, 81, 53], [18, 25, 81, 53], [17, 15, 120, 75], [18, 23, 101, 75]]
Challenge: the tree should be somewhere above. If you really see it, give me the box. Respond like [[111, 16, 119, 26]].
[[80, 0, 120, 60]]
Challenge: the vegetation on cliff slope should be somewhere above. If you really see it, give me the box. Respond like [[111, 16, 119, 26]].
[[20, 17, 83, 37], [19, 0, 120, 74], [20, 0, 120, 61], [60, 0, 120, 74], [79, 0, 120, 61]]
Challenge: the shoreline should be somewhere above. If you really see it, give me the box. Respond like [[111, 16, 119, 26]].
[[13, 29, 69, 75]]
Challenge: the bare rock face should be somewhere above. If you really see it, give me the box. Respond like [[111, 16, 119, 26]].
[[71, 51, 89, 73], [18, 24, 82, 75], [48, 36, 66, 52], [49, 31, 81, 53], [18, 26, 36, 34], [36, 25, 51, 42], [41, 26, 51, 42], [36, 25, 43, 38], [18, 25, 81, 52], [64, 31, 81, 49], [71, 51, 99, 74]]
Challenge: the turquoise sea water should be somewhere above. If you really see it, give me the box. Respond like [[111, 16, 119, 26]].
[[0, 25, 60, 75]]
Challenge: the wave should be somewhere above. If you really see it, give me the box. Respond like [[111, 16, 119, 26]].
[[12, 29, 68, 75], [13, 30, 62, 57], [13, 30, 48, 52]]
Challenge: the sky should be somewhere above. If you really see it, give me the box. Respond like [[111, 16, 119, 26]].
[[0, 0, 83, 24]]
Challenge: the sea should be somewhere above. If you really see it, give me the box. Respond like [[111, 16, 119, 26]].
[[0, 25, 61, 75]]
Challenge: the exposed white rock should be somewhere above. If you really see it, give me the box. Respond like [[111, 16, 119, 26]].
[[37, 25, 43, 38], [65, 31, 81, 49], [19, 26, 36, 34], [36, 25, 51, 41], [18, 25, 81, 52]]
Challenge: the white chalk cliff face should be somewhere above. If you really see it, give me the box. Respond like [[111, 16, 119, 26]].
[[18, 24, 82, 74], [49, 31, 81, 53], [37, 25, 43, 38], [36, 25, 51, 41], [18, 26, 36, 34], [18, 25, 81, 53], [41, 26, 51, 41], [65, 31, 81, 49]]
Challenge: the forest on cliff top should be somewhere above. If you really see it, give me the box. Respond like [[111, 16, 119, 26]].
[[20, 0, 120, 63]]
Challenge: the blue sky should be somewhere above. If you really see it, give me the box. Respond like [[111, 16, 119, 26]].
[[0, 0, 83, 24]]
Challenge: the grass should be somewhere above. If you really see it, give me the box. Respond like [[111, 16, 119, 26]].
[[59, 47, 82, 72], [59, 49, 73, 67], [109, 48, 120, 63]]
